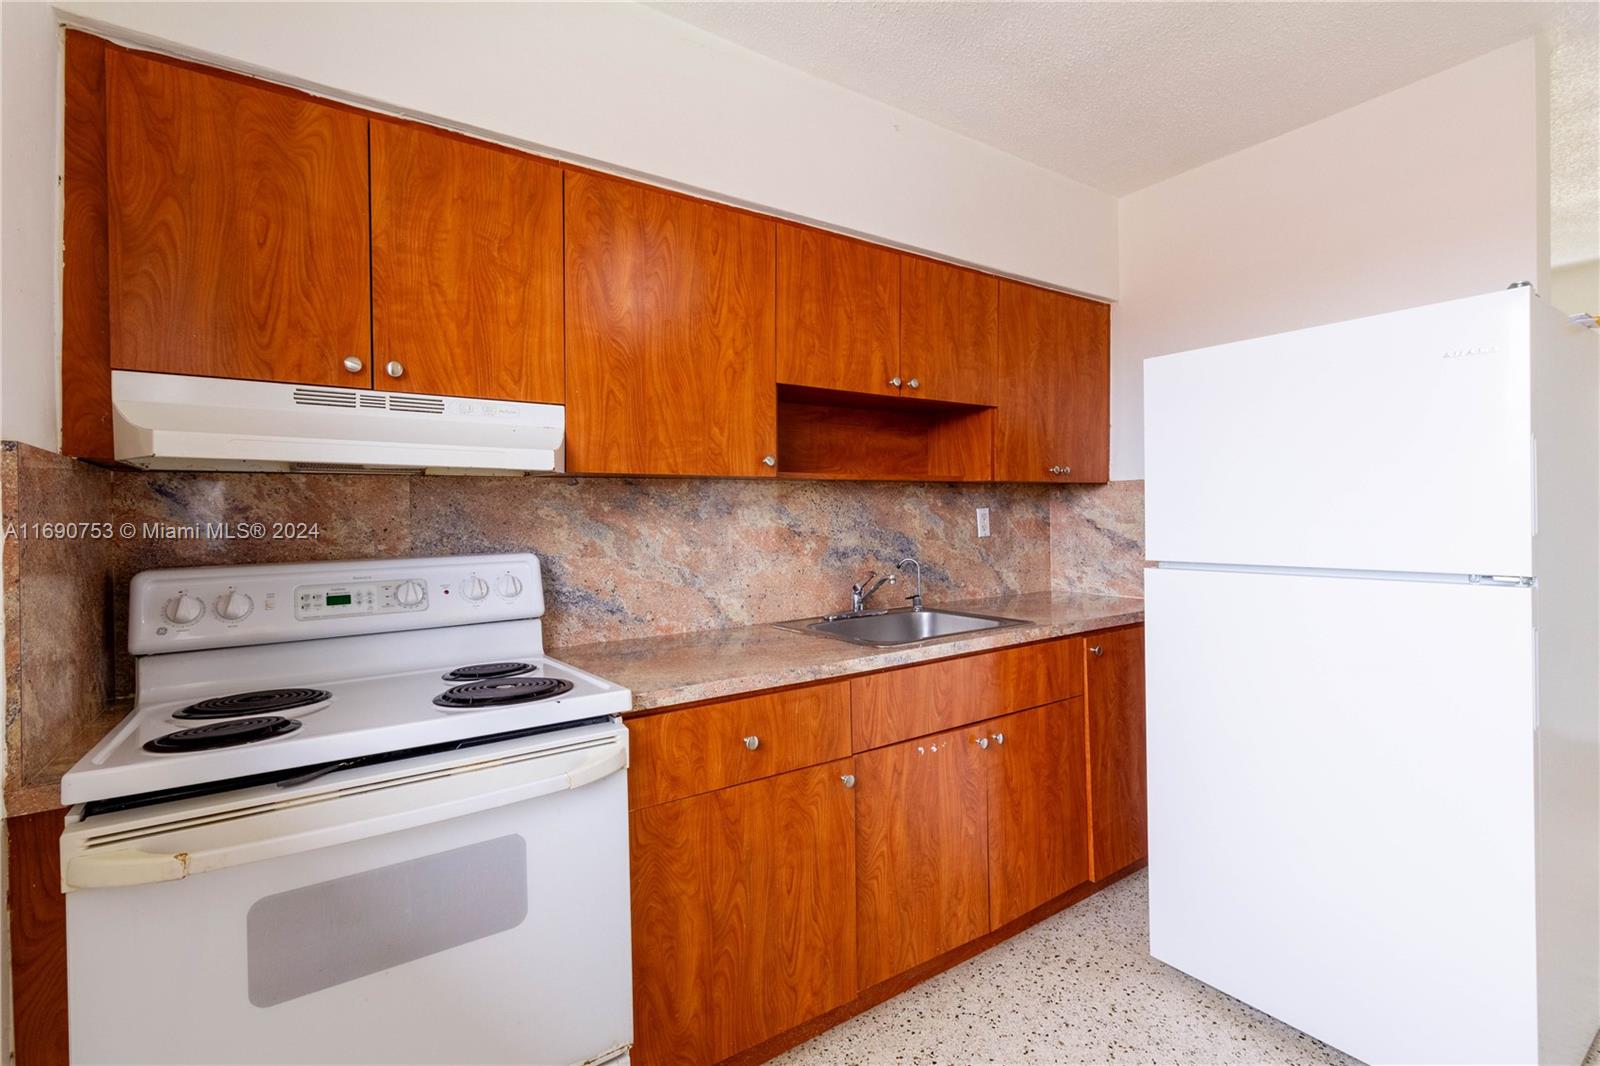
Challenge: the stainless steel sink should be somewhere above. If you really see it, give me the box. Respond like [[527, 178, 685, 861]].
[[773, 607, 1028, 648]]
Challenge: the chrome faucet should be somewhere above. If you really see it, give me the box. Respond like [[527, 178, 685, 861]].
[[850, 571, 896, 614], [897, 557, 925, 610]]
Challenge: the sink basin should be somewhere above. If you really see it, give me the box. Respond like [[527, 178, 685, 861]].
[[773, 608, 1028, 648]]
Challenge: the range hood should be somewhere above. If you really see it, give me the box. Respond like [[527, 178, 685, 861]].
[[111, 371, 564, 475]]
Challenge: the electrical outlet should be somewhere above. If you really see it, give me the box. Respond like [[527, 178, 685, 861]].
[[976, 507, 991, 538]]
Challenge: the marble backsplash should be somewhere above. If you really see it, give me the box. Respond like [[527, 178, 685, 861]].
[[1, 441, 1142, 803]]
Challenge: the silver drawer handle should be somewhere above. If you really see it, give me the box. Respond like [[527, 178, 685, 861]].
[[975, 736, 989, 750], [385, 360, 405, 379], [907, 378, 920, 389], [762, 455, 776, 467], [1049, 465, 1072, 475], [840, 774, 856, 789], [1090, 645, 1103, 656], [992, 732, 1005, 745], [889, 376, 902, 387], [342, 356, 364, 373], [743, 735, 760, 751]]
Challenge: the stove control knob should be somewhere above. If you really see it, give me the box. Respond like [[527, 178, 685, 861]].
[[214, 590, 254, 621], [462, 576, 490, 601], [394, 579, 427, 607], [163, 593, 204, 625], [496, 574, 524, 599]]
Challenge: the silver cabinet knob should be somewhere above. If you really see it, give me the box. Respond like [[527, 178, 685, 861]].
[[1090, 645, 1103, 656], [385, 360, 405, 379], [762, 455, 776, 467], [916, 746, 926, 756], [1048, 465, 1072, 475], [743, 735, 760, 751], [975, 736, 989, 750], [840, 773, 856, 789], [342, 356, 364, 373], [889, 377, 903, 388], [907, 378, 920, 389], [992, 732, 1005, 745]]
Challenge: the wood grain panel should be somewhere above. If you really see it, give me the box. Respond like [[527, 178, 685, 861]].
[[8, 808, 69, 1066], [626, 682, 851, 810], [775, 400, 993, 482], [855, 725, 989, 988], [776, 224, 900, 396], [900, 256, 998, 405], [565, 170, 776, 476], [1086, 626, 1148, 879], [986, 700, 1090, 928], [62, 31, 114, 460], [996, 281, 1110, 483], [1060, 292, 1111, 483], [106, 49, 370, 386], [630, 794, 714, 1066], [371, 120, 563, 402], [709, 760, 857, 1059], [851, 637, 1084, 751]]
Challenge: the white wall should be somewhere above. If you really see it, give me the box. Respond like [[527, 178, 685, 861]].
[[1111, 40, 1548, 479], [1552, 260, 1600, 315], [1, 2, 62, 452]]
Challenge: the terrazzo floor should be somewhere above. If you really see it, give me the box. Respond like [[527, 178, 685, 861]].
[[768, 871, 1386, 1065]]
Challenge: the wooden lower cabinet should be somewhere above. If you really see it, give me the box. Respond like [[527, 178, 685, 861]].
[[631, 759, 857, 1066], [629, 628, 1144, 1063], [985, 699, 1091, 928], [854, 724, 991, 988], [1086, 627, 1149, 879]]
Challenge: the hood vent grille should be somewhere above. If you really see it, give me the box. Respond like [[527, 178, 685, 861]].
[[292, 388, 360, 409], [293, 388, 446, 415]]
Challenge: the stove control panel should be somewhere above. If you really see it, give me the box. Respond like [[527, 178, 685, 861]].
[[130, 554, 545, 654]]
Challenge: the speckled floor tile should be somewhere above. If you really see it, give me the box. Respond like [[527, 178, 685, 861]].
[[773, 871, 1367, 1066]]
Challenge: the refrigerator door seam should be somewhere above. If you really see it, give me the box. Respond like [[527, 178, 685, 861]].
[[1153, 561, 1535, 586]]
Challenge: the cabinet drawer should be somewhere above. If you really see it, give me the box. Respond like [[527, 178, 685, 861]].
[[851, 638, 1084, 750], [627, 682, 852, 810]]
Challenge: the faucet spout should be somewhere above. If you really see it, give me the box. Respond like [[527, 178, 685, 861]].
[[850, 570, 896, 614], [897, 557, 925, 610]]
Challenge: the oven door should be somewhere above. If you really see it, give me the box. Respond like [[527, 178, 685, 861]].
[[63, 721, 632, 1065]]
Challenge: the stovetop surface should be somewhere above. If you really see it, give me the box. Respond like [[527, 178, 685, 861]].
[[63, 620, 630, 806]]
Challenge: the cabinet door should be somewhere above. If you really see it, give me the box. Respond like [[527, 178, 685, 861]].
[[630, 795, 715, 1066], [776, 224, 900, 396], [995, 281, 1110, 483], [855, 725, 989, 988], [106, 49, 370, 387], [371, 121, 563, 402], [708, 760, 857, 1060], [565, 171, 777, 476], [900, 257, 997, 405], [985, 699, 1091, 928], [1086, 627, 1148, 879]]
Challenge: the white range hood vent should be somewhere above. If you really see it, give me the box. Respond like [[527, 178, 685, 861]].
[[110, 371, 565, 476]]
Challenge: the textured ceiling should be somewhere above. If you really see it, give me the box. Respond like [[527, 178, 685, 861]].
[[651, 1, 1599, 266]]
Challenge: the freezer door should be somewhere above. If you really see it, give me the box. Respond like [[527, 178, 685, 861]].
[[1146, 566, 1539, 1066], [1145, 288, 1533, 576]]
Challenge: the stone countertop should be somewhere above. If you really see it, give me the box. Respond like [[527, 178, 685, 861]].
[[4, 591, 1141, 818], [556, 590, 1144, 713]]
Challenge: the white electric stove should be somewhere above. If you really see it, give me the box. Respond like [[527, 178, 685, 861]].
[[60, 554, 634, 1066]]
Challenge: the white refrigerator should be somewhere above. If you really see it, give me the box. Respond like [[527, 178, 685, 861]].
[[1143, 287, 1599, 1066]]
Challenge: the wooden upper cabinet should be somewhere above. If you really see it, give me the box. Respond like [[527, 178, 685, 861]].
[[995, 280, 1110, 483], [985, 699, 1091, 928], [370, 121, 563, 402], [106, 49, 370, 387], [855, 724, 990, 988], [1086, 627, 1148, 879], [565, 170, 777, 477], [899, 256, 998, 405], [776, 225, 900, 396]]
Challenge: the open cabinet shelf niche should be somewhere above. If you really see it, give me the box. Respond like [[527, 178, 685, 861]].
[[775, 385, 995, 482]]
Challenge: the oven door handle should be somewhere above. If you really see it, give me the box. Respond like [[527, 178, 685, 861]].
[[62, 733, 627, 891]]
